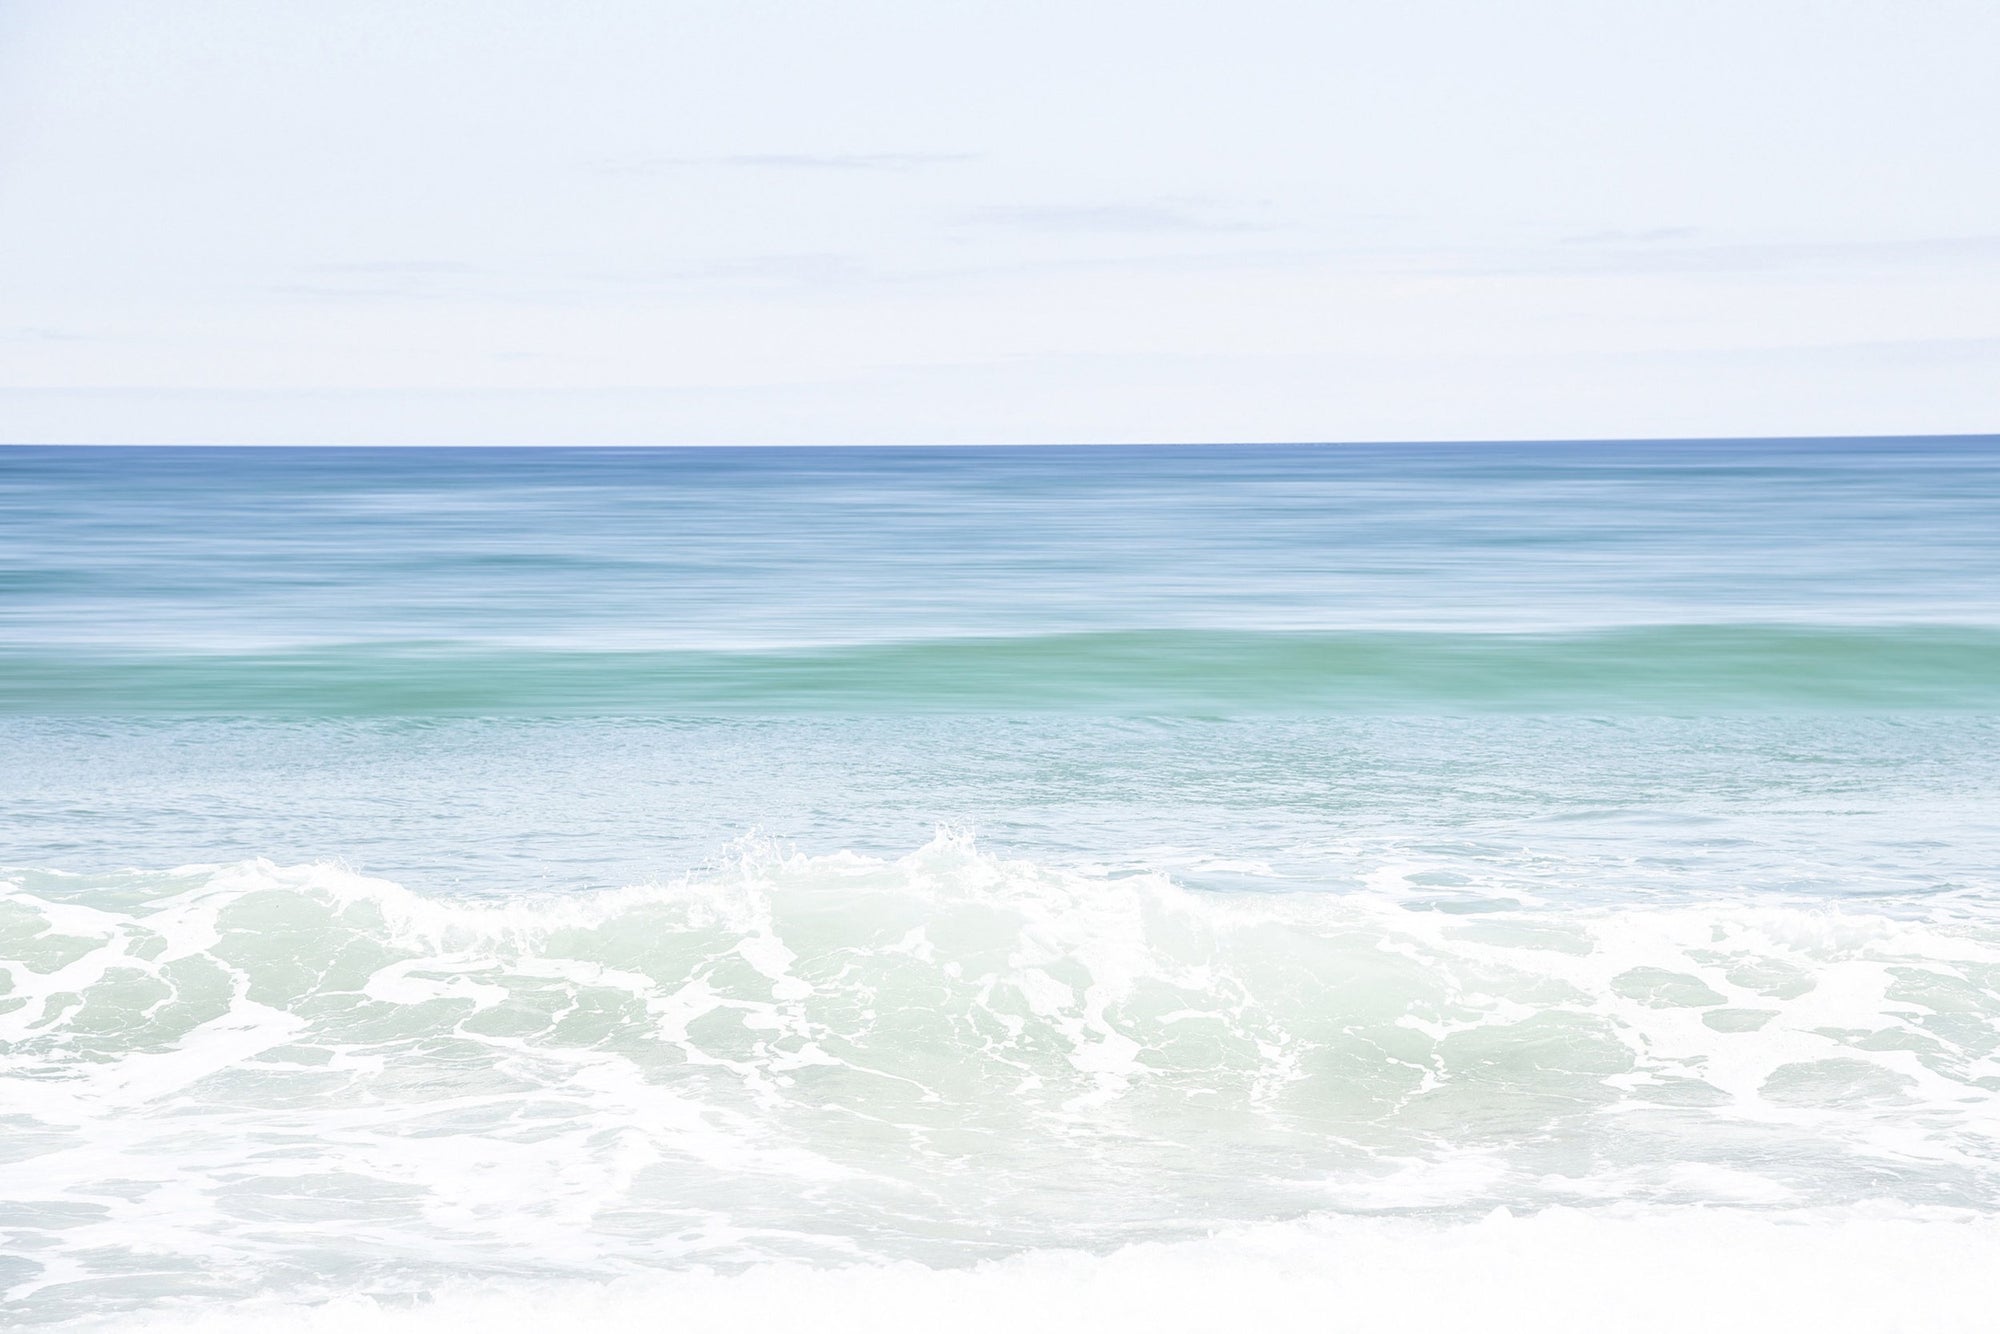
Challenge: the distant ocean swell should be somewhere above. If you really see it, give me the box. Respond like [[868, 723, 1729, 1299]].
[[3, 624, 1996, 713], [6, 835, 1999, 1324]]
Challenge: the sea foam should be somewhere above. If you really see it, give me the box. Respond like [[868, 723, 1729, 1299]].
[[55, 1210, 2000, 1334], [5, 834, 1999, 1325]]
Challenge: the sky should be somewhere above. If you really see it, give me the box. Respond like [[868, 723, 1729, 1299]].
[[1, 0, 1997, 445]]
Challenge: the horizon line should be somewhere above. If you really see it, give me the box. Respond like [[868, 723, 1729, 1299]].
[[3, 432, 1996, 451]]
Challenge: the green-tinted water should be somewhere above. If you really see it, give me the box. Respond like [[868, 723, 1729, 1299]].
[[3, 441, 1998, 1327]]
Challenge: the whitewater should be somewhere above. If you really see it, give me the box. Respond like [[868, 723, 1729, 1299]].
[[4, 441, 1999, 1329], [8, 836, 2000, 1329]]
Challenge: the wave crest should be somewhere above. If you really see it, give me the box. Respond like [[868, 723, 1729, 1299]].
[[5, 624, 1998, 714]]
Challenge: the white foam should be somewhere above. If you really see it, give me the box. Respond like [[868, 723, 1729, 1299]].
[[5, 835, 2000, 1324], [57, 1210, 2000, 1334]]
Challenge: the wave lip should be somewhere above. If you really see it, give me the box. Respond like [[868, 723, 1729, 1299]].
[[2, 624, 1997, 713]]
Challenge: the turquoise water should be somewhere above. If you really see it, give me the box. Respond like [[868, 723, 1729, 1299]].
[[3, 441, 2000, 1328]]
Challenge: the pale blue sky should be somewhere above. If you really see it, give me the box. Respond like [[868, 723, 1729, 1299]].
[[2, 0, 1996, 444]]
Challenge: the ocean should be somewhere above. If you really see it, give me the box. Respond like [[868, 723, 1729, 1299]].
[[3, 440, 1998, 1330]]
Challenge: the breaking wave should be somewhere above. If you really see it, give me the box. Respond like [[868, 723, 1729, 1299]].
[[5, 834, 2000, 1325]]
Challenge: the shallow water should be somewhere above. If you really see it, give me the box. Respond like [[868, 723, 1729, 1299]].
[[3, 441, 1998, 1328]]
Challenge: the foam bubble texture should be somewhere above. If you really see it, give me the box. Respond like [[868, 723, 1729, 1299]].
[[4, 835, 1999, 1324]]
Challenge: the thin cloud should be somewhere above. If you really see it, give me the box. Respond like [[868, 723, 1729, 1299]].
[[3, 326, 97, 342], [272, 261, 491, 300], [956, 203, 1265, 235], [575, 252, 871, 291], [1668, 334, 2000, 368], [302, 261, 483, 276], [1458, 233, 2000, 278], [1558, 226, 1702, 246], [591, 151, 977, 173]]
